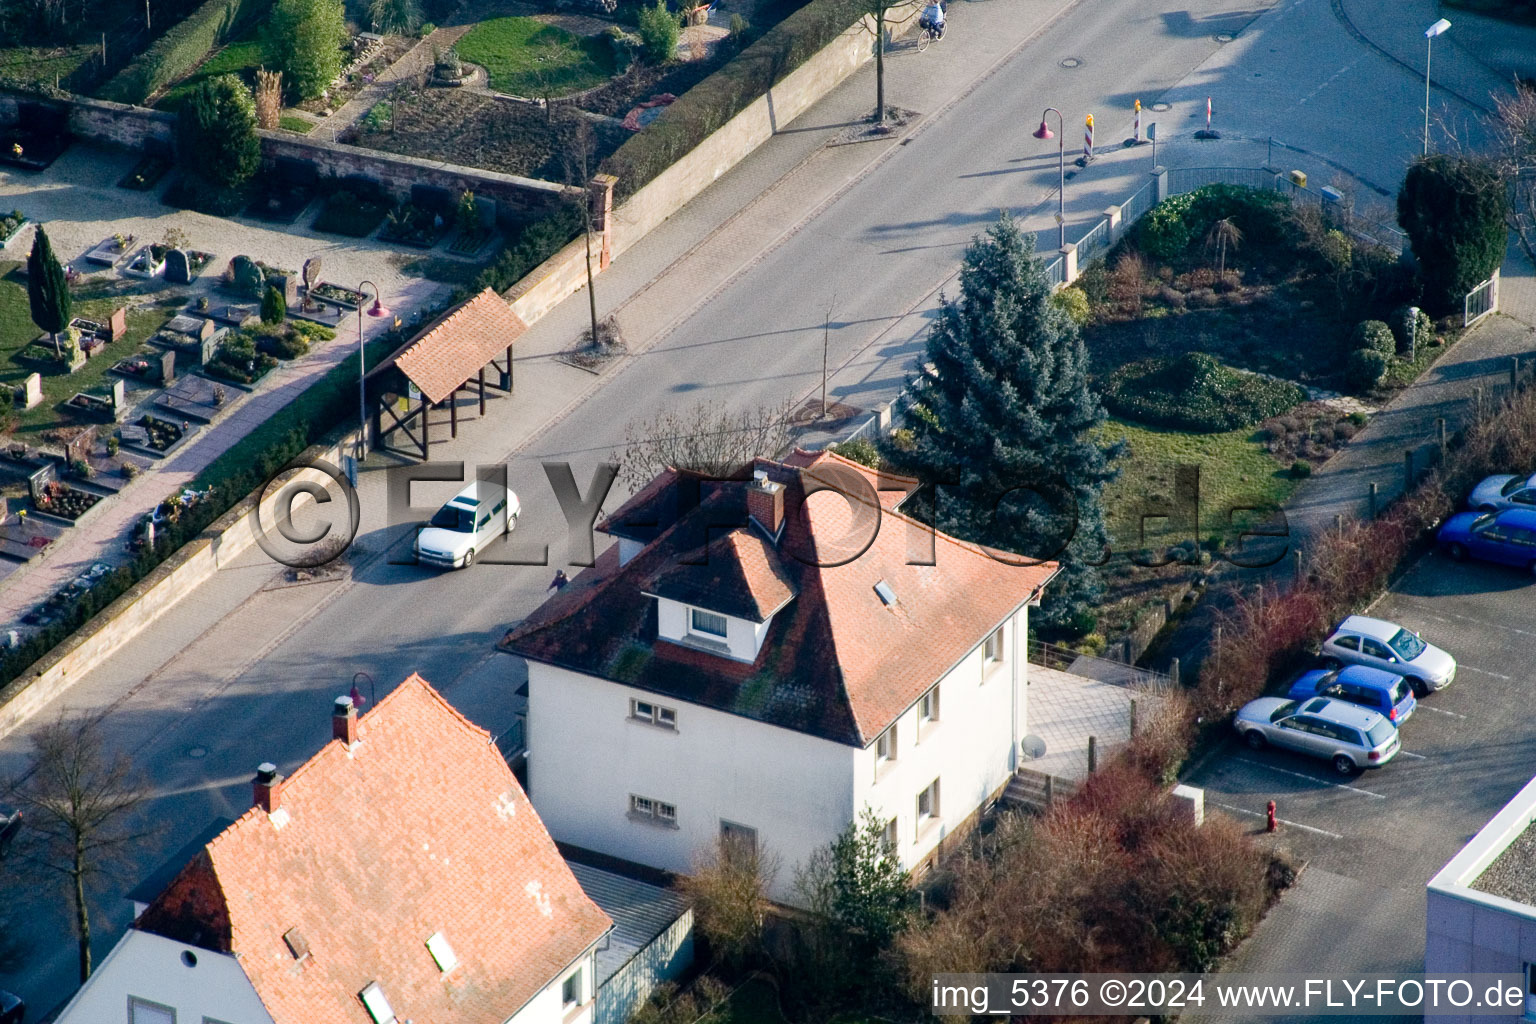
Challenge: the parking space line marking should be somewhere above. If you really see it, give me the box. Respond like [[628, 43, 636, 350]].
[[1395, 750, 1426, 760], [1233, 757, 1387, 798], [1211, 801, 1344, 839], [1416, 609, 1536, 641], [1419, 704, 1466, 719], [1459, 665, 1513, 681]]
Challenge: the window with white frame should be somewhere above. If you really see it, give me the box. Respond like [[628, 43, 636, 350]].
[[689, 607, 729, 639], [129, 999, 175, 1024], [562, 966, 584, 1008], [876, 723, 897, 765], [630, 698, 677, 729], [629, 794, 678, 825], [721, 820, 758, 861], [916, 778, 941, 835], [984, 626, 1004, 665], [918, 687, 940, 727], [359, 982, 397, 1024], [882, 816, 899, 852]]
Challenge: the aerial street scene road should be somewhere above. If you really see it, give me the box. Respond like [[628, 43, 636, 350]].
[[1, 0, 1536, 1019]]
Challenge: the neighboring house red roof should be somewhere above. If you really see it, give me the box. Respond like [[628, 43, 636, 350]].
[[507, 451, 1058, 746], [372, 288, 527, 404], [136, 674, 611, 1024]]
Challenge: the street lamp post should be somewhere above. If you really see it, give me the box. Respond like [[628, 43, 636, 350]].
[[1424, 19, 1450, 156], [355, 281, 390, 463], [1034, 108, 1066, 249]]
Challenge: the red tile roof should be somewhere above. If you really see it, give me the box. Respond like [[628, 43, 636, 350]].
[[646, 529, 796, 623], [137, 675, 611, 1024], [508, 451, 1058, 745], [378, 289, 527, 405]]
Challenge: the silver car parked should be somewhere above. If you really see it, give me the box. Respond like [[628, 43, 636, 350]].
[[1234, 696, 1400, 775], [1320, 614, 1456, 697], [1468, 472, 1536, 513]]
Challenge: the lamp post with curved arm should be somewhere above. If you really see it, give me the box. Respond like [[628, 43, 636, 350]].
[[356, 281, 390, 461], [1033, 107, 1066, 249]]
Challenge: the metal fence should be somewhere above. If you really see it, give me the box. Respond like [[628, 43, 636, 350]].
[[1074, 217, 1111, 263], [1119, 181, 1155, 227], [1465, 268, 1500, 327], [1044, 254, 1065, 288], [1167, 165, 1279, 195]]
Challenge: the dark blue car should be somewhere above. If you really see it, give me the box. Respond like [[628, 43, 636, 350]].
[[1287, 665, 1416, 725], [1437, 507, 1536, 574]]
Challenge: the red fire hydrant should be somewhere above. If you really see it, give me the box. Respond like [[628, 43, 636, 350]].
[[1266, 800, 1278, 833]]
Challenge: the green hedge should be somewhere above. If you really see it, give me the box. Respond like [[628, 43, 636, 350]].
[[600, 0, 864, 200], [469, 201, 586, 296], [1104, 351, 1306, 432], [98, 0, 270, 106], [1132, 184, 1293, 261]]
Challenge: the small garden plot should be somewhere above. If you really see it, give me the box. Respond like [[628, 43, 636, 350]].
[[124, 244, 169, 278], [259, 319, 333, 359], [308, 282, 367, 309], [1256, 403, 1369, 472], [33, 480, 102, 521], [378, 203, 447, 249], [117, 156, 172, 191], [243, 177, 318, 225], [313, 188, 391, 237], [0, 210, 26, 246], [278, 115, 316, 134], [157, 374, 230, 423], [1102, 352, 1306, 433], [111, 353, 164, 383], [203, 331, 277, 386], [456, 18, 617, 97], [63, 392, 117, 422], [82, 234, 135, 267], [129, 414, 187, 452]]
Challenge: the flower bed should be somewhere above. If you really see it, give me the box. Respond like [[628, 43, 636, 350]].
[[309, 282, 367, 309], [125, 244, 168, 278], [204, 331, 278, 385], [117, 156, 172, 191], [111, 354, 162, 382], [0, 209, 26, 245], [65, 393, 116, 422], [136, 415, 185, 451], [378, 203, 446, 249], [34, 481, 102, 520]]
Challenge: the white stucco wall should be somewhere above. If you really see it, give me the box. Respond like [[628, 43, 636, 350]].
[[527, 662, 855, 903], [854, 609, 1025, 868], [54, 929, 275, 1024], [509, 951, 596, 1024], [654, 597, 766, 663]]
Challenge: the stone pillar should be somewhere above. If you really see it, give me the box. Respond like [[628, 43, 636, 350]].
[[20, 373, 41, 410], [1171, 784, 1205, 827], [588, 173, 618, 270], [1102, 204, 1123, 243], [1150, 165, 1168, 204], [1059, 242, 1079, 285]]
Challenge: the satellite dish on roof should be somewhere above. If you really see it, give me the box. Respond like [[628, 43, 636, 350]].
[[1021, 735, 1047, 760]]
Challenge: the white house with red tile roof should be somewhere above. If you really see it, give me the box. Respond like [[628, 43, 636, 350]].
[[54, 675, 612, 1024], [505, 451, 1058, 903]]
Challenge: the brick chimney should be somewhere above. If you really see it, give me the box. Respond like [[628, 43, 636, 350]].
[[747, 469, 784, 538], [333, 695, 358, 746], [252, 763, 284, 814]]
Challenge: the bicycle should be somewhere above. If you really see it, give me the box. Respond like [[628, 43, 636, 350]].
[[916, 21, 944, 51]]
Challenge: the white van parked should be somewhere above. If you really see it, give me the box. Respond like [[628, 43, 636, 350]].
[[414, 479, 519, 569]]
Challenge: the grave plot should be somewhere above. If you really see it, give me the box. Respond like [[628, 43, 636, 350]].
[[148, 314, 224, 365], [156, 373, 231, 423], [32, 479, 103, 522], [123, 244, 168, 279], [82, 234, 135, 267], [162, 248, 216, 285], [111, 349, 178, 387], [118, 414, 197, 458]]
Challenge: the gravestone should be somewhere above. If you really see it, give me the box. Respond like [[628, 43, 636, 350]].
[[165, 314, 215, 342], [267, 273, 298, 306], [28, 462, 55, 503], [64, 428, 94, 466], [473, 195, 496, 229], [199, 328, 223, 365], [119, 423, 149, 447], [159, 350, 176, 385], [231, 255, 264, 299], [20, 373, 41, 409], [164, 248, 192, 285], [302, 256, 322, 291], [109, 378, 126, 416], [108, 307, 128, 341]]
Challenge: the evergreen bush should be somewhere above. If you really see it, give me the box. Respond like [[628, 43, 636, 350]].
[[1104, 352, 1305, 432]]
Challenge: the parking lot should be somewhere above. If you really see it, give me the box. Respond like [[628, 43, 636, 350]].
[[1185, 548, 1536, 1007]]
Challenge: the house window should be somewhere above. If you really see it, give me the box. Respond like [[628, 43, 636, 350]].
[[129, 999, 176, 1024], [876, 724, 897, 764], [918, 687, 940, 730], [689, 608, 729, 639], [426, 930, 459, 972], [630, 794, 678, 826], [359, 982, 397, 1024], [630, 699, 678, 730], [882, 816, 899, 852], [721, 820, 758, 861], [916, 778, 941, 835], [984, 626, 1004, 665], [562, 967, 584, 1008]]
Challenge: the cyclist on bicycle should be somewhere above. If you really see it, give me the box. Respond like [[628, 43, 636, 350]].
[[918, 0, 945, 38]]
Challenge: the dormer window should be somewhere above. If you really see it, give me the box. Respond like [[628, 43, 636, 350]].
[[689, 608, 728, 639]]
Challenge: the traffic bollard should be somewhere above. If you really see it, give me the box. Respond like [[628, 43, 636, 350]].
[[1266, 800, 1277, 833]]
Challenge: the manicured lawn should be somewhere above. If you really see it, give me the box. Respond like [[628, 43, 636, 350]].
[[278, 114, 316, 134], [155, 38, 265, 110], [1097, 416, 1298, 552], [456, 17, 616, 97], [0, 263, 171, 436], [700, 979, 789, 1024]]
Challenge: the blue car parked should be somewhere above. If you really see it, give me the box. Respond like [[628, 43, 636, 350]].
[[1437, 507, 1536, 575], [1286, 664, 1416, 725]]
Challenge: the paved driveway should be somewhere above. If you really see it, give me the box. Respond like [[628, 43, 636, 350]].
[[1184, 551, 1536, 1021]]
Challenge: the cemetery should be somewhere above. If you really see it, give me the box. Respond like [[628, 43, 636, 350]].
[[0, 211, 26, 247]]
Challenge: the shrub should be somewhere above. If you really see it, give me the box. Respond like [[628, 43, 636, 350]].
[[601, 0, 867, 198], [1183, 183, 1291, 249], [369, 0, 422, 34], [418, 21, 435, 35], [1049, 286, 1091, 326], [830, 436, 880, 468], [176, 74, 261, 190], [1350, 319, 1395, 356], [1134, 192, 1196, 260], [1398, 155, 1508, 315], [1393, 305, 1435, 352], [99, 0, 272, 105], [265, 0, 349, 101], [637, 0, 680, 63], [1348, 410, 1369, 426], [1345, 348, 1391, 393], [604, 24, 643, 68], [1290, 458, 1312, 478], [471, 202, 585, 294], [1103, 352, 1306, 432], [261, 285, 287, 325], [258, 328, 308, 359]]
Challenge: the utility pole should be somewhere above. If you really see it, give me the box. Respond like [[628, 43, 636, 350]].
[[821, 299, 835, 418]]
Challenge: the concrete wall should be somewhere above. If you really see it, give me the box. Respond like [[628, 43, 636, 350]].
[[0, 93, 176, 151], [0, 442, 349, 743]]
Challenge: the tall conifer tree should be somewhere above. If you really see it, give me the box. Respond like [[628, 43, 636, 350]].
[[27, 226, 71, 358]]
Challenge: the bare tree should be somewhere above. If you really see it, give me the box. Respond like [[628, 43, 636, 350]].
[[862, 0, 918, 128], [5, 711, 155, 982], [676, 833, 778, 970], [1491, 80, 1536, 266], [558, 114, 604, 354], [615, 399, 795, 489]]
